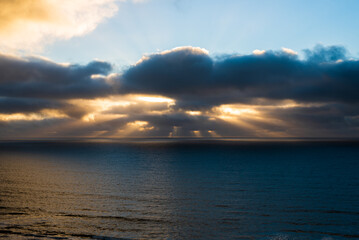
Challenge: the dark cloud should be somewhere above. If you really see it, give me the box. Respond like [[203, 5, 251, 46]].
[[1, 45, 359, 138], [0, 97, 63, 114], [119, 47, 213, 95], [0, 54, 114, 99], [304, 44, 347, 63], [2, 44, 358, 108], [119, 45, 359, 108], [264, 103, 359, 137], [0, 97, 89, 120]]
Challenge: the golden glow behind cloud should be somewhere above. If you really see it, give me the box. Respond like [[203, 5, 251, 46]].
[[136, 95, 175, 104], [0, 95, 303, 138], [0, 0, 53, 28], [1, 45, 357, 139], [0, 109, 68, 121], [0, 0, 119, 51]]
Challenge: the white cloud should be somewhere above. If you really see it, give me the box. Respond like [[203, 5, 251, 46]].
[[282, 47, 298, 55], [0, 0, 119, 52], [253, 49, 266, 55]]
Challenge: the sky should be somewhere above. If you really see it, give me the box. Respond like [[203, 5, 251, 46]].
[[1, 0, 359, 139], [45, 0, 359, 65]]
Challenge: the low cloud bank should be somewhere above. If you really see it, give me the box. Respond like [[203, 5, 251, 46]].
[[1, 45, 359, 138]]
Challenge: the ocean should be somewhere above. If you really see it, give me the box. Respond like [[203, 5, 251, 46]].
[[0, 139, 358, 239]]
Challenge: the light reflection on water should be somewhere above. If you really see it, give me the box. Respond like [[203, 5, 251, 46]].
[[0, 140, 359, 239]]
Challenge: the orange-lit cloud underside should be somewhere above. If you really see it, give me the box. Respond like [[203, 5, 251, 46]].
[[0, 94, 317, 138]]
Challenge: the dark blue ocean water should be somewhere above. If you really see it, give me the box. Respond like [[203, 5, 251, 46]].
[[0, 140, 359, 240]]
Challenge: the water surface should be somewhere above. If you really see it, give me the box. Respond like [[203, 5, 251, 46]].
[[0, 140, 358, 239]]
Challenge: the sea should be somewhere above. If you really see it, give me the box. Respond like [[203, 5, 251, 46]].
[[0, 139, 358, 240]]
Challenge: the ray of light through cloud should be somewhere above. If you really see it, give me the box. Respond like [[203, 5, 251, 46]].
[[1, 44, 359, 139]]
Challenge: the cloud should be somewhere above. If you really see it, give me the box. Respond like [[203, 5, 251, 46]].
[[0, 0, 119, 52], [0, 97, 63, 114], [119, 45, 359, 108], [0, 53, 114, 99], [120, 46, 213, 96], [1, 45, 359, 139], [304, 44, 347, 63], [281, 47, 297, 55]]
